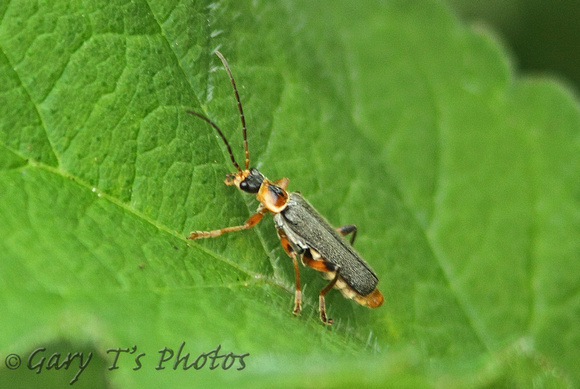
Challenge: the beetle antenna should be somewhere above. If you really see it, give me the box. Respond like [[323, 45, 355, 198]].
[[215, 50, 250, 170], [186, 110, 242, 173]]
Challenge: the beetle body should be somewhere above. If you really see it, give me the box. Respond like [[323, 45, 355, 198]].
[[187, 51, 383, 324]]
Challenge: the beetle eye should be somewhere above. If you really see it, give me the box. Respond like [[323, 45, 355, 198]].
[[240, 177, 260, 193], [238, 169, 264, 193]]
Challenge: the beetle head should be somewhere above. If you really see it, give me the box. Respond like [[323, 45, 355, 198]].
[[225, 168, 264, 193]]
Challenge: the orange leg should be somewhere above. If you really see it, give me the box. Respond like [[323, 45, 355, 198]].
[[276, 229, 302, 315], [277, 226, 342, 324], [291, 254, 302, 315], [188, 206, 267, 239], [318, 269, 341, 324], [301, 252, 341, 325], [273, 177, 289, 190]]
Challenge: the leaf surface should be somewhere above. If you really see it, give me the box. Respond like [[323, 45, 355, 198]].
[[0, 0, 578, 387]]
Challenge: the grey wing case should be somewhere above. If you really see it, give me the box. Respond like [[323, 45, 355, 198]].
[[277, 193, 378, 296]]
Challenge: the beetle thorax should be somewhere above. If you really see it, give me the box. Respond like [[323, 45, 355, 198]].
[[257, 181, 289, 213]]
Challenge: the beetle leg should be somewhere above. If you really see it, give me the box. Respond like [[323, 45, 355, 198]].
[[337, 224, 357, 245], [276, 228, 302, 316], [300, 250, 338, 272], [301, 251, 340, 325], [188, 205, 268, 239], [319, 268, 341, 325], [291, 254, 302, 316], [273, 177, 289, 190]]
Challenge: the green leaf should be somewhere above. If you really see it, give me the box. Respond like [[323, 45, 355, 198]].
[[0, 0, 578, 387]]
